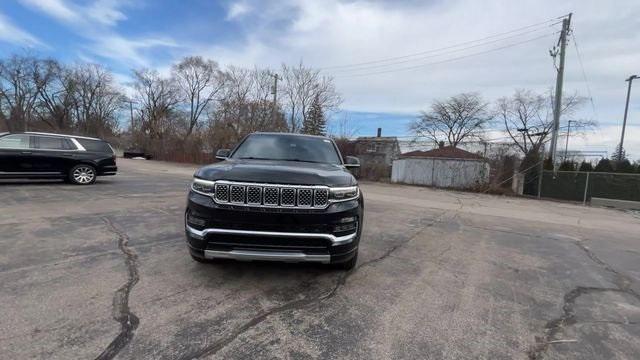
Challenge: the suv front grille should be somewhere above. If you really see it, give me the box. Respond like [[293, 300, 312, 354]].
[[230, 185, 245, 203], [213, 181, 330, 209]]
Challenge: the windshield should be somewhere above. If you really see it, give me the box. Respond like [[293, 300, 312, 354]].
[[231, 134, 342, 164]]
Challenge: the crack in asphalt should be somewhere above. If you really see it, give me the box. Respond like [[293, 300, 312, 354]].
[[527, 235, 640, 360], [572, 239, 637, 294], [95, 217, 140, 360], [178, 212, 452, 359], [526, 286, 636, 360]]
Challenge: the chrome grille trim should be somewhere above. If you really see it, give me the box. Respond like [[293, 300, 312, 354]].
[[263, 187, 279, 206], [298, 188, 313, 207], [246, 186, 262, 205], [210, 180, 330, 209], [230, 185, 246, 203], [214, 184, 229, 202], [280, 188, 296, 207], [314, 188, 329, 207], [186, 224, 358, 246]]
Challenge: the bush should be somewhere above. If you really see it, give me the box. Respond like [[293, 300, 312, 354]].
[[559, 160, 576, 171], [615, 159, 635, 173], [595, 158, 614, 172], [578, 161, 593, 172]]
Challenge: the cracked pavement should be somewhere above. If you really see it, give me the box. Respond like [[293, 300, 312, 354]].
[[1, 159, 640, 359]]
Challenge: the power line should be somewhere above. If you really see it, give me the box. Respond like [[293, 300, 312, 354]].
[[327, 26, 559, 74], [331, 32, 558, 78], [320, 17, 562, 70], [571, 31, 599, 122]]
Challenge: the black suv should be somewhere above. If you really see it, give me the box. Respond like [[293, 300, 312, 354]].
[[185, 132, 363, 270], [0, 132, 117, 185]]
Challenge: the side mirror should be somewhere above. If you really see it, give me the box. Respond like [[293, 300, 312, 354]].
[[344, 156, 360, 168], [216, 149, 230, 160]]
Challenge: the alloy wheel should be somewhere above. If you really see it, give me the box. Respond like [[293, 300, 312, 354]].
[[72, 166, 95, 184]]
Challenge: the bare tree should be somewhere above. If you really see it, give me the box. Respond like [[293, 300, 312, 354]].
[[411, 92, 491, 147], [172, 56, 225, 139], [280, 62, 342, 132], [210, 67, 287, 143], [34, 59, 76, 131], [497, 89, 588, 156], [132, 68, 179, 140], [0, 55, 52, 132], [68, 63, 123, 137]]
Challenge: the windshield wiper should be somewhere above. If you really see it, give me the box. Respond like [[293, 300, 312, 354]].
[[238, 156, 271, 160], [239, 157, 325, 163], [281, 158, 323, 164]]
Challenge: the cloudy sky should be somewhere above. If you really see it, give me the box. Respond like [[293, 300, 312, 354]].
[[1, 0, 639, 159]]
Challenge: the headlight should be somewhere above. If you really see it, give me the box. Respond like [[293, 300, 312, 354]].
[[329, 186, 359, 202], [191, 178, 215, 196]]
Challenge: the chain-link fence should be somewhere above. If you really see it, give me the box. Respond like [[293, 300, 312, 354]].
[[524, 170, 640, 203]]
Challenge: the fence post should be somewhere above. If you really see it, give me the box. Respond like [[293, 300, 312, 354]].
[[583, 171, 590, 205]]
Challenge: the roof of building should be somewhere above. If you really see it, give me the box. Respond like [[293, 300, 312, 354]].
[[355, 136, 399, 142], [400, 146, 484, 160]]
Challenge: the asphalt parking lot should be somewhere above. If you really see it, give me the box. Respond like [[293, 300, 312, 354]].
[[1, 159, 640, 360]]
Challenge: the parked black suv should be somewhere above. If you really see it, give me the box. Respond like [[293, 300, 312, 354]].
[[185, 132, 363, 270], [0, 132, 117, 185]]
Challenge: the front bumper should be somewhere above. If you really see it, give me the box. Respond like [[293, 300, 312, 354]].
[[186, 191, 362, 264]]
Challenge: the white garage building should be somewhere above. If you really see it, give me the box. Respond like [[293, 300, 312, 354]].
[[391, 146, 490, 189]]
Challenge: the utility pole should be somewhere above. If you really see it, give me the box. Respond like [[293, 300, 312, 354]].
[[619, 75, 638, 160], [129, 100, 134, 132], [270, 73, 280, 123], [563, 120, 575, 162], [549, 13, 572, 171], [124, 99, 135, 132]]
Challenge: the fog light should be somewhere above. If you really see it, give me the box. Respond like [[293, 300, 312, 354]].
[[187, 213, 206, 227], [334, 222, 357, 232], [339, 216, 356, 223]]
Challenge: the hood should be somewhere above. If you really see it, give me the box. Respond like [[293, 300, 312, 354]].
[[195, 159, 356, 187]]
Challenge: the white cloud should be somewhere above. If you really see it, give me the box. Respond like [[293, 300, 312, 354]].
[[226, 1, 252, 20], [89, 35, 178, 67], [569, 125, 640, 161], [19, 0, 79, 23], [11, 0, 640, 157], [0, 12, 43, 47], [18, 0, 175, 67], [87, 0, 128, 26], [183, 0, 640, 157], [19, 0, 129, 26]]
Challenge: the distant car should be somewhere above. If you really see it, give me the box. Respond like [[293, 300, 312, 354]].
[[123, 149, 152, 159], [0, 132, 117, 185], [185, 132, 363, 270]]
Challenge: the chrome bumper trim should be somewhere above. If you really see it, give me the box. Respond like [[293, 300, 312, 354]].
[[204, 249, 330, 263], [185, 224, 357, 246]]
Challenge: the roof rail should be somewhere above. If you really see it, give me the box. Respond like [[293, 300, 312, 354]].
[[24, 132, 102, 140]]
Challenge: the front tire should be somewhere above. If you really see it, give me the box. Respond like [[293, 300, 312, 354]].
[[68, 164, 96, 185], [333, 252, 358, 271]]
